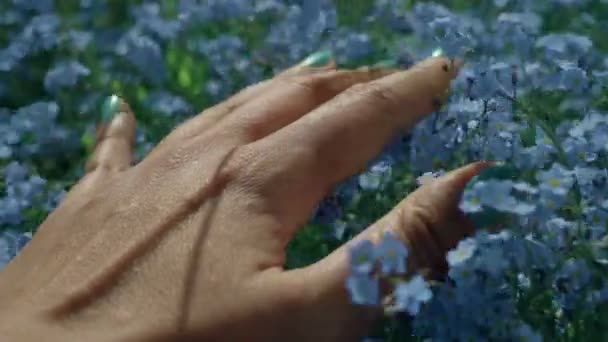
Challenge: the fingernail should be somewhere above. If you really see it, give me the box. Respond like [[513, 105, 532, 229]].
[[101, 94, 122, 123], [433, 53, 463, 77], [300, 50, 333, 67], [431, 47, 444, 57], [373, 59, 399, 68]]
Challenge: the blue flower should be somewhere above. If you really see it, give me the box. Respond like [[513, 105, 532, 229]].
[[0, 144, 12, 159], [461, 180, 536, 215], [331, 220, 348, 240], [178, 0, 254, 24], [132, 2, 182, 40], [556, 258, 592, 291], [476, 245, 509, 279], [20, 14, 61, 53], [0, 8, 26, 25], [62, 30, 93, 51], [2, 161, 28, 184], [523, 235, 557, 270], [13, 0, 55, 13], [563, 136, 596, 166], [115, 29, 166, 85], [44, 60, 91, 93], [358, 159, 393, 191], [569, 111, 608, 138], [460, 181, 485, 213], [0, 230, 32, 270], [574, 166, 607, 203], [376, 232, 408, 275], [394, 274, 433, 315], [145, 91, 193, 117], [539, 217, 577, 249], [331, 30, 374, 64], [0, 197, 22, 225], [447, 238, 477, 267], [536, 163, 574, 197], [514, 323, 543, 342], [428, 16, 474, 58], [0, 233, 15, 270], [589, 123, 608, 153], [582, 205, 608, 233], [345, 273, 380, 306], [535, 33, 592, 61], [349, 239, 377, 274], [558, 61, 588, 94], [496, 12, 542, 34], [0, 41, 28, 71]]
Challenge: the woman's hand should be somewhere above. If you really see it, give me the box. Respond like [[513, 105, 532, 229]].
[[0, 56, 490, 342]]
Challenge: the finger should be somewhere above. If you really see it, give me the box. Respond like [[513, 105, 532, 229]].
[[214, 66, 399, 145], [159, 54, 337, 148], [238, 56, 461, 229], [269, 162, 492, 340], [84, 95, 136, 174], [279, 52, 338, 77], [312, 161, 492, 286], [352, 161, 494, 275]]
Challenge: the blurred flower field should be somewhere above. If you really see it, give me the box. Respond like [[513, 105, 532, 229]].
[[4, 0, 608, 340]]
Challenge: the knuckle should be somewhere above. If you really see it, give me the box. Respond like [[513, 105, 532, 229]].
[[221, 144, 261, 186], [396, 204, 442, 252], [164, 112, 204, 140], [224, 142, 308, 194], [157, 143, 194, 172], [395, 204, 425, 239], [85, 160, 127, 174], [100, 132, 135, 148], [347, 81, 400, 113], [406, 204, 437, 234], [280, 72, 332, 95]]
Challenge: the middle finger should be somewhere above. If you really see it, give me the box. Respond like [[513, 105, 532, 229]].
[[210, 67, 398, 146]]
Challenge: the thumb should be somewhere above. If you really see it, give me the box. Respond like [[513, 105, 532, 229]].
[[276, 161, 495, 340]]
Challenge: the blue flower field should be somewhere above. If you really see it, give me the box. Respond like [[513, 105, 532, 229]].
[[3, 0, 608, 340]]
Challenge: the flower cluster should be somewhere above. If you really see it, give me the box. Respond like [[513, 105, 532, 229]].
[[2, 0, 608, 340], [346, 232, 433, 316], [345, 1, 608, 340]]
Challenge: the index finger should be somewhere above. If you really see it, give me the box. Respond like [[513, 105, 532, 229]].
[[239, 56, 461, 227]]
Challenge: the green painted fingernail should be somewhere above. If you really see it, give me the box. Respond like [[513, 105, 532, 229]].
[[300, 50, 333, 67], [432, 47, 444, 57], [373, 59, 398, 68], [101, 94, 121, 122]]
